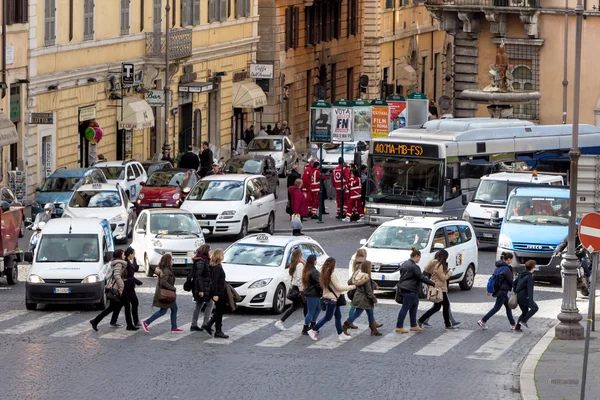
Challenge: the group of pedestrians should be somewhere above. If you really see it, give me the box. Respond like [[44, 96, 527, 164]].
[[90, 244, 231, 339], [178, 142, 218, 177]]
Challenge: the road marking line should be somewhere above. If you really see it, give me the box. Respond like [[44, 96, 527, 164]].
[[136, 286, 192, 297], [0, 310, 29, 324], [309, 325, 369, 350], [51, 319, 110, 337], [100, 315, 168, 339], [361, 331, 416, 353], [256, 322, 304, 348], [0, 312, 74, 334], [205, 318, 275, 345], [414, 329, 473, 357], [152, 323, 194, 341], [466, 332, 521, 360]]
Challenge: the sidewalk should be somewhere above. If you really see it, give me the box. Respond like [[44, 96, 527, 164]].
[[521, 298, 600, 400]]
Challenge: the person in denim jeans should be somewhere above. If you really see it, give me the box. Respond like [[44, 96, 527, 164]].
[[343, 261, 381, 336], [142, 254, 183, 333], [302, 255, 322, 335], [478, 252, 516, 330], [307, 257, 355, 341], [396, 248, 435, 333]]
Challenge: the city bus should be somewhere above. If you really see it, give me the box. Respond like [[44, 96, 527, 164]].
[[364, 118, 600, 225]]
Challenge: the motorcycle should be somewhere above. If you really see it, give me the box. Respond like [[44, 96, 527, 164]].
[[553, 243, 591, 296], [28, 221, 46, 253]]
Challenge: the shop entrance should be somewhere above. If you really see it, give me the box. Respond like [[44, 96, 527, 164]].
[[207, 91, 220, 147], [179, 103, 193, 153]]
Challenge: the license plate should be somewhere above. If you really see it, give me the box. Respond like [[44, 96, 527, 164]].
[[381, 275, 386, 280], [174, 258, 187, 264], [53, 288, 71, 294], [482, 233, 494, 238], [152, 203, 162, 207], [200, 221, 210, 226]]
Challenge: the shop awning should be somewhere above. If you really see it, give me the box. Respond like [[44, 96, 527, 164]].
[[0, 113, 18, 147], [118, 97, 155, 130], [232, 81, 267, 109], [396, 64, 417, 87]]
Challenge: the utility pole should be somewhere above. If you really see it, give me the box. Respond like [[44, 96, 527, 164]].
[[556, 0, 584, 341], [163, 0, 171, 159], [562, 0, 569, 124]]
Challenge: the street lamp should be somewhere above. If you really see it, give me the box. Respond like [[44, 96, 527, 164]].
[[162, 0, 171, 159], [556, 0, 584, 340]]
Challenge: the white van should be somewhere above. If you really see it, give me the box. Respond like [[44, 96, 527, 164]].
[[25, 218, 115, 311], [461, 172, 564, 245]]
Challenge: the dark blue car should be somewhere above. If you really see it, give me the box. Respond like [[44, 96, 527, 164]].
[[32, 167, 107, 219]]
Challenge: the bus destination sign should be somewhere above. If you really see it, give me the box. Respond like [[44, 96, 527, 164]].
[[373, 142, 439, 158]]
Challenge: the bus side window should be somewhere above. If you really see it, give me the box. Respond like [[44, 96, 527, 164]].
[[446, 163, 460, 199]]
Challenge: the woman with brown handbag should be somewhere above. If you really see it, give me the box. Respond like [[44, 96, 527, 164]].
[[142, 254, 183, 333], [417, 249, 458, 331]]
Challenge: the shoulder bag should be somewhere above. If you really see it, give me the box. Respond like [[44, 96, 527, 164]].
[[395, 285, 403, 304], [426, 286, 443, 303], [104, 268, 120, 303], [328, 285, 347, 307], [346, 270, 359, 300], [508, 291, 519, 309], [158, 288, 176, 303], [287, 285, 301, 301]]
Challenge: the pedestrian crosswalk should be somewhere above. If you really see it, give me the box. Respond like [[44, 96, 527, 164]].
[[0, 310, 536, 359]]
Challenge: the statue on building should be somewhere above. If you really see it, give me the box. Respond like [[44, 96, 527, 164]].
[[484, 40, 514, 92]]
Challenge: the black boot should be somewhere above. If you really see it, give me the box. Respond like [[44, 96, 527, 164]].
[[302, 325, 309, 336], [202, 318, 214, 335], [214, 330, 229, 339]]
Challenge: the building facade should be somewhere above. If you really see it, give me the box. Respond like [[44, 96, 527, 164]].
[[26, 0, 262, 200], [425, 0, 600, 125]]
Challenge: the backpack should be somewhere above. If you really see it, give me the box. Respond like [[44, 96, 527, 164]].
[[486, 266, 508, 295], [183, 262, 196, 292]]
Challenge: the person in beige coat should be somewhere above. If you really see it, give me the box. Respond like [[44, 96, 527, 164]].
[[417, 249, 459, 330], [343, 261, 382, 336], [307, 257, 355, 341], [142, 254, 183, 333], [90, 249, 127, 331]]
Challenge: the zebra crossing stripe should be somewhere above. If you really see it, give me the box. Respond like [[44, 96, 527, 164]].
[[309, 324, 369, 350], [51, 319, 110, 337], [0, 312, 74, 335], [466, 332, 521, 361], [360, 331, 416, 353], [0, 310, 29, 324], [100, 315, 168, 339], [414, 329, 474, 357], [152, 317, 230, 342], [205, 318, 275, 345], [256, 322, 304, 348]]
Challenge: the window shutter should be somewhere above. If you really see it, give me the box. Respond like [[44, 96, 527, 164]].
[[7, 0, 16, 25], [193, 0, 200, 25], [235, 0, 240, 18], [245, 0, 250, 17], [315, 5, 321, 44], [181, 0, 188, 25], [285, 7, 291, 50], [45, 0, 56, 46], [293, 6, 299, 48], [219, 0, 227, 21], [121, 0, 130, 34], [84, 0, 94, 40], [335, 1, 341, 39], [208, 0, 216, 22], [304, 6, 311, 47]]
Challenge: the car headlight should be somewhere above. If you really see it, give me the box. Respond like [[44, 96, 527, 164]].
[[27, 274, 45, 284], [219, 210, 236, 219], [249, 278, 272, 289], [195, 239, 205, 247], [365, 207, 379, 215], [498, 233, 512, 249], [152, 239, 163, 248], [138, 193, 145, 200], [82, 274, 99, 284], [462, 210, 470, 220], [110, 213, 127, 223], [183, 187, 191, 194], [172, 193, 180, 200], [32, 200, 40, 208]]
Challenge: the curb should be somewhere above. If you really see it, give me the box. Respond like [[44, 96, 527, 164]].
[[274, 223, 370, 234], [520, 324, 556, 400]]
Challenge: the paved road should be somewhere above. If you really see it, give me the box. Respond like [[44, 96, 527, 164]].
[[1, 224, 574, 400]]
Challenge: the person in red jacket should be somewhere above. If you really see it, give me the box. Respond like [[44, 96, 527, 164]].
[[288, 179, 308, 218], [332, 157, 350, 219], [302, 161, 314, 216], [310, 161, 323, 219], [345, 170, 364, 222]]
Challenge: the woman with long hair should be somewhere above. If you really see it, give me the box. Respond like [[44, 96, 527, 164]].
[[396, 248, 435, 333], [417, 249, 458, 330], [347, 249, 365, 328], [202, 249, 229, 339], [123, 247, 143, 330], [275, 248, 306, 330], [301, 254, 321, 335], [307, 257, 355, 341], [90, 249, 127, 331], [190, 244, 213, 332], [342, 261, 381, 336], [142, 254, 183, 333]]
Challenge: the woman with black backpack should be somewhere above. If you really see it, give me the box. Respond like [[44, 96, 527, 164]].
[[190, 244, 213, 332], [477, 251, 516, 330]]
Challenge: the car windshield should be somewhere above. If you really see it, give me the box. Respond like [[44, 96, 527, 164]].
[[41, 177, 81, 192], [69, 190, 122, 208], [99, 167, 124, 180], [223, 244, 285, 266], [148, 163, 172, 175], [323, 143, 356, 154], [36, 234, 100, 262], [248, 139, 282, 152], [149, 213, 199, 234], [505, 195, 569, 225], [472, 180, 519, 205], [187, 180, 244, 201], [224, 159, 262, 175], [366, 226, 432, 250], [146, 171, 186, 187]]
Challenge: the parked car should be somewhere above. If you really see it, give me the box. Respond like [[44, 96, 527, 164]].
[[94, 160, 147, 201], [32, 167, 107, 219], [131, 209, 205, 277], [140, 160, 173, 176], [223, 155, 280, 199], [136, 168, 200, 213], [246, 136, 297, 177], [180, 174, 276, 239]]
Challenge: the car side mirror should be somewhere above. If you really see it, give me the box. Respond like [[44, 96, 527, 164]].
[[128, 202, 135, 209], [140, 181, 145, 186], [462, 193, 469, 206], [128, 175, 136, 181], [284, 148, 290, 153], [35, 187, 41, 192], [359, 238, 367, 245], [57, 203, 65, 210], [247, 195, 254, 204], [0, 201, 10, 212], [24, 252, 33, 263], [103, 251, 113, 263], [433, 243, 445, 250], [136, 228, 145, 234]]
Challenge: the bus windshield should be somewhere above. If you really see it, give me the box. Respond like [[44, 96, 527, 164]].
[[369, 156, 444, 207]]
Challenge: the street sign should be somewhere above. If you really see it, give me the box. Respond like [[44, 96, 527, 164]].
[[578, 212, 600, 252], [122, 63, 135, 86]]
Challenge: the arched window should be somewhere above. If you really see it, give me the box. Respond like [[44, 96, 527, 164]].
[[512, 65, 533, 120]]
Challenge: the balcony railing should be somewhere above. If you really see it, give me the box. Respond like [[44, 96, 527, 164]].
[[425, 0, 540, 7], [145, 28, 193, 60]]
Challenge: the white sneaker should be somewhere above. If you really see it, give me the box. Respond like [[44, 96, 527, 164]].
[[307, 330, 318, 341], [342, 217, 351, 223], [274, 321, 286, 331], [477, 319, 488, 330], [357, 218, 364, 223], [338, 333, 352, 341]]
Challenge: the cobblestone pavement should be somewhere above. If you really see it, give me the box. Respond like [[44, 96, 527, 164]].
[[4, 226, 570, 400]]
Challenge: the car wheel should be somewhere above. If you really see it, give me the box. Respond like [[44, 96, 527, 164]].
[[145, 254, 154, 277], [274, 183, 280, 199], [271, 284, 286, 314], [459, 264, 475, 291], [25, 301, 37, 311], [95, 288, 107, 311], [418, 282, 427, 299], [263, 213, 275, 235], [280, 162, 287, 178], [236, 218, 248, 240], [6, 260, 17, 285]]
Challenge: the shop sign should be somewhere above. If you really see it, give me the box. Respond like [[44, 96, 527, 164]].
[[249, 64, 274, 79], [10, 94, 20, 122], [145, 90, 172, 107], [5, 45, 14, 65], [31, 112, 54, 125], [79, 106, 96, 122]]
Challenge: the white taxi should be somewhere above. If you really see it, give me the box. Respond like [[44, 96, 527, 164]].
[[130, 209, 205, 277], [351, 216, 478, 297], [62, 183, 135, 244], [95, 160, 147, 201], [222, 234, 328, 314]]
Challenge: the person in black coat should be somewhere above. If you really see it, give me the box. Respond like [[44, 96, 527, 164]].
[[514, 260, 539, 332], [243, 125, 255, 145], [287, 164, 301, 189], [199, 141, 213, 177], [203, 249, 229, 339], [190, 245, 213, 332], [179, 145, 200, 171], [122, 248, 143, 330], [478, 252, 516, 330]]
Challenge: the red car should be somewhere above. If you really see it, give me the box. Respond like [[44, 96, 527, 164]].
[[136, 168, 199, 213]]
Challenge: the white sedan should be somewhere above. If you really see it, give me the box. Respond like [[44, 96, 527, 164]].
[[130, 209, 205, 277], [222, 234, 328, 314]]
